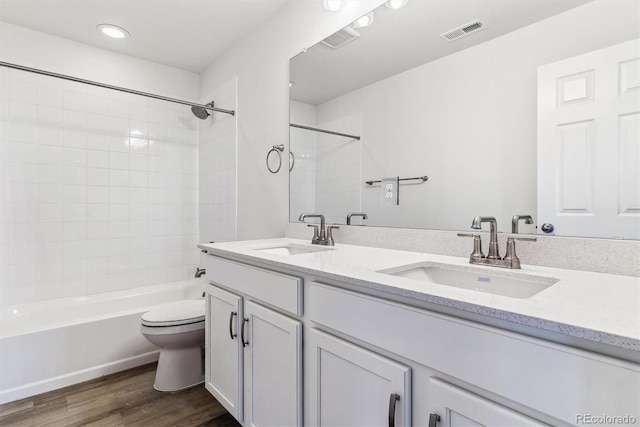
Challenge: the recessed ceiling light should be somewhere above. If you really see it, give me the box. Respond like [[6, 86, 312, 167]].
[[323, 0, 343, 12], [352, 13, 374, 28], [385, 0, 408, 9], [97, 24, 130, 39]]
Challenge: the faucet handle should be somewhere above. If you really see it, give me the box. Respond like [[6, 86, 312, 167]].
[[326, 226, 340, 246], [458, 233, 485, 260], [307, 224, 320, 241]]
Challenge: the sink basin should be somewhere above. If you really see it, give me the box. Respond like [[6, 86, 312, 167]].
[[253, 243, 335, 256], [379, 263, 557, 298]]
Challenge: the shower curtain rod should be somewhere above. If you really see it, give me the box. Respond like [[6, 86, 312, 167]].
[[0, 61, 235, 116], [290, 123, 361, 140]]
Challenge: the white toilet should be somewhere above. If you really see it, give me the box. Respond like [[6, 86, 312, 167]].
[[140, 299, 206, 391]]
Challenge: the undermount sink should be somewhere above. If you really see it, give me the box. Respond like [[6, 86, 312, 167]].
[[253, 243, 335, 256], [379, 263, 558, 298]]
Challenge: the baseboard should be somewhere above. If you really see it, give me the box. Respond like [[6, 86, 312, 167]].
[[0, 350, 160, 405]]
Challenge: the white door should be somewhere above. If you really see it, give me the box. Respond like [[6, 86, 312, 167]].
[[428, 378, 548, 427], [244, 300, 302, 427], [538, 38, 640, 239], [205, 285, 243, 422], [308, 328, 411, 427]]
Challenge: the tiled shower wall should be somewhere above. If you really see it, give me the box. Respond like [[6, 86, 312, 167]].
[[0, 67, 200, 307]]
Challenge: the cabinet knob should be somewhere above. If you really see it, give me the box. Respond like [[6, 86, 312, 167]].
[[241, 317, 249, 347], [428, 413, 441, 427], [228, 311, 237, 340], [388, 393, 400, 427]]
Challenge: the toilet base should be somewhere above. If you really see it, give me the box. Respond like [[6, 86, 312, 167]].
[[153, 345, 204, 392]]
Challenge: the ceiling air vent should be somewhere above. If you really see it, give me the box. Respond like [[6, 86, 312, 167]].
[[321, 26, 360, 49], [440, 20, 487, 42]]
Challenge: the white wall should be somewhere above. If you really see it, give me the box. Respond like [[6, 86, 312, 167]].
[[200, 0, 386, 240], [289, 101, 317, 220], [313, 0, 640, 232], [199, 77, 237, 244], [0, 21, 202, 306]]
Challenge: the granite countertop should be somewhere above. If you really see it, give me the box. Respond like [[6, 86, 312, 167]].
[[198, 238, 640, 355]]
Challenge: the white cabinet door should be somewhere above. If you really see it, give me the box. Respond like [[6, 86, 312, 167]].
[[538, 38, 640, 239], [244, 300, 302, 427], [308, 328, 411, 427], [205, 285, 244, 422], [428, 378, 548, 427]]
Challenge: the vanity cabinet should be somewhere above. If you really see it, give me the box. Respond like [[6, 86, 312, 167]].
[[204, 256, 302, 427], [308, 328, 411, 427]]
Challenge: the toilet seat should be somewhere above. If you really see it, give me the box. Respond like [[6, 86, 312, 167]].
[[141, 299, 205, 327]]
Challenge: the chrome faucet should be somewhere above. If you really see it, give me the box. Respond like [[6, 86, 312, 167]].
[[298, 213, 338, 245], [195, 268, 206, 278], [471, 216, 500, 259], [458, 216, 536, 269], [347, 212, 368, 225], [511, 214, 534, 234]]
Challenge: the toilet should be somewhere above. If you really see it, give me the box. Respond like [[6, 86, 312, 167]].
[[140, 299, 206, 391]]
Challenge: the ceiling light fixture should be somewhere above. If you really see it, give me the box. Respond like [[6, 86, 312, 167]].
[[385, 0, 408, 9], [96, 24, 130, 39], [323, 0, 343, 12], [352, 12, 374, 28]]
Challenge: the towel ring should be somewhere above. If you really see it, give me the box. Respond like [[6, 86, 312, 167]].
[[289, 151, 295, 172], [266, 144, 284, 173]]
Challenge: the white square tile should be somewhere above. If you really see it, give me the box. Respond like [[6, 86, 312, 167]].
[[63, 185, 86, 204], [36, 145, 62, 165], [87, 221, 108, 239], [108, 135, 129, 152], [130, 122, 148, 138], [63, 110, 86, 129], [63, 148, 86, 166], [10, 82, 37, 104], [63, 221, 87, 240], [36, 241, 63, 262], [108, 238, 129, 256], [36, 164, 63, 184], [109, 151, 129, 169], [109, 99, 129, 119], [86, 113, 109, 132], [63, 240, 87, 260], [86, 95, 109, 115], [37, 203, 62, 222], [87, 168, 108, 186], [63, 90, 86, 111], [87, 203, 108, 221], [109, 221, 130, 239], [38, 85, 63, 107], [130, 188, 149, 204], [87, 186, 108, 203], [109, 169, 129, 187], [37, 126, 63, 147], [9, 123, 37, 143], [63, 205, 87, 222], [86, 239, 108, 258], [109, 204, 129, 221], [130, 237, 149, 254], [37, 106, 63, 126], [129, 137, 148, 154], [130, 171, 149, 188], [109, 187, 129, 204], [87, 150, 108, 168], [109, 117, 129, 136], [62, 166, 86, 185], [130, 154, 148, 171], [131, 204, 149, 221], [130, 104, 149, 122], [63, 129, 87, 148], [130, 220, 149, 237]]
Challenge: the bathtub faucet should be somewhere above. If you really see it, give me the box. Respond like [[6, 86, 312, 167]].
[[195, 268, 206, 278]]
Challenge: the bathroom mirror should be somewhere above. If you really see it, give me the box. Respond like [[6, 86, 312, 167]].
[[289, 0, 640, 239]]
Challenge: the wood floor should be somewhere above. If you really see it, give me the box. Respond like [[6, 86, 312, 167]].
[[0, 363, 242, 427]]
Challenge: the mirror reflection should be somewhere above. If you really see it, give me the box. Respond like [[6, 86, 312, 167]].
[[289, 0, 640, 239]]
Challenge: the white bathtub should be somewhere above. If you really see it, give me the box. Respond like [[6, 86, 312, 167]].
[[0, 278, 205, 404]]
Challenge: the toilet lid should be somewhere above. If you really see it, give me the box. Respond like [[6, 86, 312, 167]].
[[141, 299, 205, 326]]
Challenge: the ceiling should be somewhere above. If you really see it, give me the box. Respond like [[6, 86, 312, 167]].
[[0, 0, 292, 73], [290, 0, 592, 105]]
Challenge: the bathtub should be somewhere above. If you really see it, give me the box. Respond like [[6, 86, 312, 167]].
[[0, 278, 205, 404]]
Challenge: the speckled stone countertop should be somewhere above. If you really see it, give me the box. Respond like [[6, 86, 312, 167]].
[[198, 238, 640, 356]]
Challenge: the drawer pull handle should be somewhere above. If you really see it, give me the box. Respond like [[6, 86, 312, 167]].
[[241, 317, 249, 347], [228, 311, 237, 340], [428, 413, 440, 427], [388, 393, 400, 427]]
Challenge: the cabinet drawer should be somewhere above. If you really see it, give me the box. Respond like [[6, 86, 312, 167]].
[[204, 255, 302, 316]]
